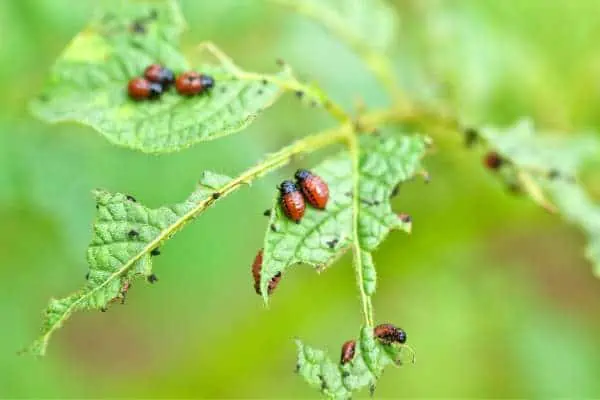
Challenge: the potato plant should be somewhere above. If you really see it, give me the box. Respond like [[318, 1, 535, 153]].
[[24, 1, 600, 398]]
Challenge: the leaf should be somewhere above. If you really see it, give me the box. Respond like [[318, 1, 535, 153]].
[[481, 119, 600, 176], [547, 181, 600, 274], [273, 0, 398, 52], [296, 326, 408, 399], [30, 0, 287, 153], [27, 171, 231, 356], [480, 118, 600, 273], [260, 129, 428, 298]]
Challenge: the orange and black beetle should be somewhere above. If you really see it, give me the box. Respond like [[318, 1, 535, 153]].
[[279, 180, 306, 223], [295, 169, 329, 209], [175, 71, 201, 95], [251, 249, 281, 295], [340, 340, 356, 364], [144, 64, 175, 89], [128, 77, 162, 100], [175, 71, 215, 96], [374, 323, 407, 344]]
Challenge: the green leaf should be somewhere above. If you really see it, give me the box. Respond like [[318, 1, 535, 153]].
[[30, 0, 287, 153], [296, 326, 408, 399], [260, 129, 427, 298], [27, 171, 231, 356], [273, 0, 398, 52], [480, 118, 600, 273]]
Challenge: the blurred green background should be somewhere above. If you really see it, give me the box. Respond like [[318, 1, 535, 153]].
[[2, 0, 600, 397]]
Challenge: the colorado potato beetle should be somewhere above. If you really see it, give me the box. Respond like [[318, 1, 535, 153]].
[[128, 77, 162, 100], [144, 64, 175, 89], [175, 71, 215, 96], [294, 169, 329, 209], [340, 340, 356, 364], [175, 71, 201, 95], [251, 249, 281, 295], [279, 180, 305, 223], [374, 323, 407, 344]]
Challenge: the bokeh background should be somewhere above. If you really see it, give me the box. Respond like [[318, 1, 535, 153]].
[[2, 0, 600, 397]]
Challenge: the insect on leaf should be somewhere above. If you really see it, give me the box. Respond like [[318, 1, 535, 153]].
[[27, 171, 231, 356], [260, 128, 428, 299], [30, 0, 288, 153], [296, 326, 409, 399]]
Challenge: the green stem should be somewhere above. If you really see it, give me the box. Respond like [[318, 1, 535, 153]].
[[197, 40, 350, 123], [236, 70, 350, 123], [346, 131, 374, 328]]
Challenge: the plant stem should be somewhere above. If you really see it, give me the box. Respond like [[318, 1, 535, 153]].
[[197, 40, 350, 123], [346, 131, 374, 327], [236, 70, 350, 123]]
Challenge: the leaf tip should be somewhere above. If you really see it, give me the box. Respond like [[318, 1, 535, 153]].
[[261, 290, 271, 307], [395, 213, 413, 234], [21, 338, 48, 358]]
